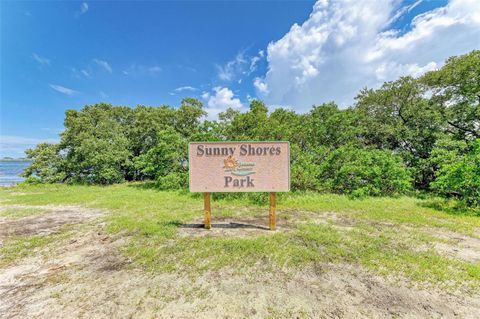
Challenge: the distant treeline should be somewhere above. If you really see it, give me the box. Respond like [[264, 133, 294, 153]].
[[0, 158, 30, 162], [24, 50, 480, 207]]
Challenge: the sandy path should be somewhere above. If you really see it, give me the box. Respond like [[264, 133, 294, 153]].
[[1, 205, 479, 318]]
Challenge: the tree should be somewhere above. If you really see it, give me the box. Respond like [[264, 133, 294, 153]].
[[355, 76, 442, 189], [432, 139, 480, 207], [306, 103, 361, 149], [421, 50, 480, 141], [134, 128, 188, 189], [174, 98, 207, 138], [290, 144, 326, 191], [222, 100, 269, 140], [319, 145, 412, 197], [60, 104, 132, 184], [126, 105, 176, 156], [20, 50, 479, 205], [22, 143, 66, 183]]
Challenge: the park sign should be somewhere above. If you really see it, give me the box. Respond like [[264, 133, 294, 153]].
[[188, 141, 290, 192], [188, 141, 290, 230]]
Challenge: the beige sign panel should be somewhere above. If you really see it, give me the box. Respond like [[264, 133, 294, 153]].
[[189, 142, 290, 192]]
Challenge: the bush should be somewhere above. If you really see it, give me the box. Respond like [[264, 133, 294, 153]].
[[22, 143, 66, 183], [319, 145, 412, 197], [135, 128, 188, 188], [290, 145, 326, 191], [432, 139, 480, 207], [156, 172, 188, 190]]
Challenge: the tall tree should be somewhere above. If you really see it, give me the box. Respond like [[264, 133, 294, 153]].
[[421, 50, 480, 141]]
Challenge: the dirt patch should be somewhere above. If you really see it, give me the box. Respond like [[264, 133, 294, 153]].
[[2, 237, 479, 319], [0, 205, 104, 241], [0, 225, 129, 318], [296, 210, 358, 231], [176, 209, 323, 238], [178, 216, 290, 238], [430, 229, 480, 264], [177, 210, 357, 238], [1, 205, 479, 318], [178, 220, 273, 238]]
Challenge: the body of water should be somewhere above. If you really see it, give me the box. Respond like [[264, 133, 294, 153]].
[[0, 161, 31, 186]]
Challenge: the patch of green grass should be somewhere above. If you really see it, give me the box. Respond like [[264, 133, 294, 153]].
[[292, 223, 480, 290], [0, 230, 72, 267], [1, 183, 479, 291], [0, 207, 47, 219], [278, 193, 480, 236], [130, 232, 318, 273]]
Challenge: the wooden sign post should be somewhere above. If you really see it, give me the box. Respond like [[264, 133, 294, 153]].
[[189, 142, 290, 231], [204, 192, 211, 229], [269, 192, 276, 231]]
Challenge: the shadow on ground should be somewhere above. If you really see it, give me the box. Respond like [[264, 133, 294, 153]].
[[419, 199, 480, 217], [180, 222, 270, 230]]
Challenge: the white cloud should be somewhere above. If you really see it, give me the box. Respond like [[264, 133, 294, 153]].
[[0, 135, 58, 145], [93, 58, 112, 73], [148, 66, 162, 73], [49, 84, 76, 95], [174, 86, 197, 92], [253, 77, 269, 94], [0, 135, 59, 157], [216, 51, 248, 81], [202, 87, 244, 120], [216, 49, 265, 82], [387, 0, 424, 26], [71, 67, 91, 78], [249, 50, 265, 73], [75, 2, 89, 17], [79, 2, 89, 15], [32, 53, 50, 65], [122, 64, 161, 76], [249, 57, 260, 73], [255, 0, 480, 111]]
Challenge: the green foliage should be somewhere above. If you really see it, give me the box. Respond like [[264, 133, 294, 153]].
[[355, 76, 442, 189], [432, 139, 480, 207], [2, 184, 480, 290], [307, 103, 361, 149], [319, 145, 412, 197], [135, 128, 188, 189], [23, 99, 205, 185], [20, 51, 480, 206], [289, 144, 325, 191], [60, 104, 132, 184], [421, 50, 480, 141], [22, 143, 66, 183]]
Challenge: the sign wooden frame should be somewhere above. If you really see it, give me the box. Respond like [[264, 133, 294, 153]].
[[188, 141, 290, 230]]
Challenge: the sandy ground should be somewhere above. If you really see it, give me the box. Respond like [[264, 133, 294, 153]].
[[1, 205, 480, 318]]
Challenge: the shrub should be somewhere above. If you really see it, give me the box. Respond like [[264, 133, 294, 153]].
[[156, 172, 188, 190], [432, 139, 480, 207], [22, 143, 66, 183], [135, 128, 188, 189], [319, 145, 412, 197], [290, 145, 326, 191]]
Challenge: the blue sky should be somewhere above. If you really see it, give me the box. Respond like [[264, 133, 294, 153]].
[[1, 0, 479, 157]]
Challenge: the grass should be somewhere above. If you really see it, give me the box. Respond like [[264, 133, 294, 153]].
[[0, 229, 73, 267], [0, 183, 479, 291], [0, 207, 47, 219]]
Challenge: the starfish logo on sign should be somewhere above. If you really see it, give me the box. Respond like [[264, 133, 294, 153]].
[[223, 155, 255, 176], [223, 155, 238, 169]]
